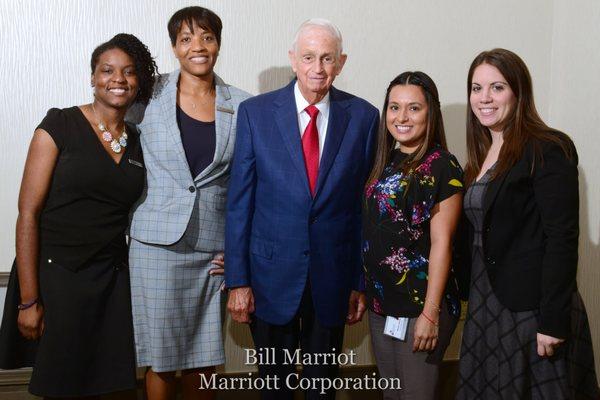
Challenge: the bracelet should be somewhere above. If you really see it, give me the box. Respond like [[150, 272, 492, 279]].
[[17, 298, 38, 311], [421, 311, 439, 326], [425, 299, 441, 313]]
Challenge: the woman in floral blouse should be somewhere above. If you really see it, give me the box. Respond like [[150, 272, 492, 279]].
[[363, 71, 463, 400]]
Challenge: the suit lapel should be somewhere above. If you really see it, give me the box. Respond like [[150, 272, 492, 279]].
[[195, 74, 233, 182], [161, 70, 192, 179], [274, 82, 312, 197], [314, 87, 349, 197]]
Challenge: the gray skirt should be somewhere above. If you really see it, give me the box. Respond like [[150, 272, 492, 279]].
[[456, 245, 599, 400], [129, 228, 225, 372]]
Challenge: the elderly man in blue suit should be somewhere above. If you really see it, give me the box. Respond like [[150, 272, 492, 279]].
[[225, 18, 379, 399]]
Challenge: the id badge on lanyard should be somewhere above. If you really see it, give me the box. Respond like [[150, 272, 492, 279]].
[[383, 316, 409, 340]]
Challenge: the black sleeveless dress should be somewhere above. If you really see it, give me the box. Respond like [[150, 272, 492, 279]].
[[0, 107, 145, 397]]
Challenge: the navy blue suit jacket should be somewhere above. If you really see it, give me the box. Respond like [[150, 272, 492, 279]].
[[225, 81, 379, 327]]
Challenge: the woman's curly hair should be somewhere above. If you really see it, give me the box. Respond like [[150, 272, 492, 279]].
[[90, 33, 158, 105]]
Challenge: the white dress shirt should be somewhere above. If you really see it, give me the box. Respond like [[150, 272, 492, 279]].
[[294, 82, 330, 161]]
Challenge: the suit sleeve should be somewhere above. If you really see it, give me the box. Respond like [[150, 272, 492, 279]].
[[356, 109, 380, 292], [225, 102, 256, 288], [533, 140, 579, 338]]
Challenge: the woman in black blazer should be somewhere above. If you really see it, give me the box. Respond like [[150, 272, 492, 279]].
[[455, 48, 598, 400]]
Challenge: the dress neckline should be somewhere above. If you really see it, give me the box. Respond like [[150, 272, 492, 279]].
[[74, 106, 130, 167]]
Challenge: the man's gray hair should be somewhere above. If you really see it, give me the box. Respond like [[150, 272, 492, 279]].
[[291, 18, 344, 55]]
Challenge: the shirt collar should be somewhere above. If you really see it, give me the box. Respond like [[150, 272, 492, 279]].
[[294, 82, 330, 116]]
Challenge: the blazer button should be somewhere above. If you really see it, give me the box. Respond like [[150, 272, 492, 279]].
[[303, 250, 310, 256], [310, 217, 317, 224], [188, 186, 196, 193]]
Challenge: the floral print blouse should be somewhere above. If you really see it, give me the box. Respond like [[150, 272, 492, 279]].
[[363, 146, 464, 318]]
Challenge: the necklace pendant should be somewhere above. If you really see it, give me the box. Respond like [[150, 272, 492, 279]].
[[119, 136, 128, 147], [110, 140, 122, 153], [102, 131, 113, 142]]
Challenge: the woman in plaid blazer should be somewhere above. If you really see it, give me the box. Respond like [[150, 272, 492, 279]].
[[127, 7, 251, 400]]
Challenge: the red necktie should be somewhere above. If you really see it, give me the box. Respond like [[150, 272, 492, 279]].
[[302, 105, 320, 196]]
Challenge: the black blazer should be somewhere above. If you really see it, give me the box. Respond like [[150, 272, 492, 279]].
[[455, 133, 578, 339]]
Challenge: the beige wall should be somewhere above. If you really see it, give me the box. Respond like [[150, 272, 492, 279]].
[[548, 0, 600, 372], [0, 0, 597, 372]]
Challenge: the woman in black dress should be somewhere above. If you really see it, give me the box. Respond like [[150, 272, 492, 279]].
[[455, 48, 599, 399], [363, 72, 463, 399], [0, 34, 157, 398]]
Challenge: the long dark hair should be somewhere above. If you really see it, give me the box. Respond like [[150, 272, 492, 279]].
[[464, 48, 573, 186], [367, 71, 448, 186]]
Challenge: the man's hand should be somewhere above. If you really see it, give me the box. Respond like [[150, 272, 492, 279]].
[[227, 287, 255, 324], [346, 290, 366, 325]]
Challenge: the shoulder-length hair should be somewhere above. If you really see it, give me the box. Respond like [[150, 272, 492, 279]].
[[464, 48, 573, 186], [90, 33, 158, 105], [366, 71, 448, 186]]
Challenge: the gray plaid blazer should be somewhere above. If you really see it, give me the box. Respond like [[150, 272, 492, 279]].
[[128, 70, 251, 250]]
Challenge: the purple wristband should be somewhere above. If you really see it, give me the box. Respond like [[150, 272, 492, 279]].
[[17, 298, 38, 310]]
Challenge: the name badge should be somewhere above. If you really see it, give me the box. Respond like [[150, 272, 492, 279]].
[[217, 106, 235, 114], [383, 316, 409, 340], [128, 159, 144, 168]]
